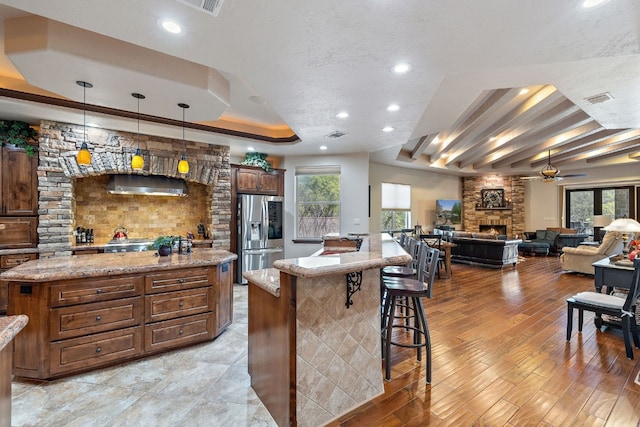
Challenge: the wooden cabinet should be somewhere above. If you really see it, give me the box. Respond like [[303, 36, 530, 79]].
[[215, 262, 233, 336], [8, 264, 232, 379], [0, 217, 37, 249], [233, 165, 284, 195], [0, 253, 37, 313], [1, 145, 38, 216]]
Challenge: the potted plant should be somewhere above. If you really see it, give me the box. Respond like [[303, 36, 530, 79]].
[[0, 120, 39, 156], [152, 236, 176, 256]]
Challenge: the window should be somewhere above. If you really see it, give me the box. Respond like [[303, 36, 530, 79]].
[[381, 183, 411, 231], [566, 186, 634, 234], [295, 166, 341, 238]]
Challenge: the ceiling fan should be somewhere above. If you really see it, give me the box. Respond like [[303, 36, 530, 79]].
[[521, 150, 587, 183]]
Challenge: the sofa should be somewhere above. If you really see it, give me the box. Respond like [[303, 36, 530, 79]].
[[559, 231, 624, 275], [523, 227, 589, 255], [450, 232, 522, 268]]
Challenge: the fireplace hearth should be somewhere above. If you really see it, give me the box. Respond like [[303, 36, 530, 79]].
[[479, 225, 507, 235]]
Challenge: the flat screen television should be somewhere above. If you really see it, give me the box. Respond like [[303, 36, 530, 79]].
[[436, 199, 462, 225]]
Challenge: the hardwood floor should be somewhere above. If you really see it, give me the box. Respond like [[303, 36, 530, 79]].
[[329, 256, 640, 427]]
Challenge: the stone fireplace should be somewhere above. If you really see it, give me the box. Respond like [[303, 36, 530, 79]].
[[37, 120, 231, 257], [462, 176, 525, 238]]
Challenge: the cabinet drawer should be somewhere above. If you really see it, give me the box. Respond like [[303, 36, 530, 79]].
[[145, 267, 212, 294], [145, 287, 213, 323], [144, 312, 214, 353], [0, 253, 36, 268], [50, 276, 143, 307], [49, 326, 143, 377], [50, 297, 143, 341]]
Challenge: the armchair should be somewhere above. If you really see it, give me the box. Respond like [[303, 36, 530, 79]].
[[560, 231, 624, 275]]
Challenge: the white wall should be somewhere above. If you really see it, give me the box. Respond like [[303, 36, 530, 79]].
[[282, 152, 370, 259], [524, 180, 562, 231], [368, 163, 461, 233]]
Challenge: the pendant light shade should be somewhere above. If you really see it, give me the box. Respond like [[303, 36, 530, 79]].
[[131, 93, 145, 171], [177, 103, 190, 175], [76, 81, 93, 165]]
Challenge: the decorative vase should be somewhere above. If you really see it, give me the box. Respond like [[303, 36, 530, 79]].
[[158, 245, 172, 256]]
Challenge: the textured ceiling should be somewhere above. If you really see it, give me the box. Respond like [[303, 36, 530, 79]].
[[0, 0, 637, 179]]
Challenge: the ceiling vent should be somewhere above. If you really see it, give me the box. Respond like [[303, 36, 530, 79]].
[[584, 92, 614, 105], [325, 131, 346, 139], [176, 0, 224, 17]]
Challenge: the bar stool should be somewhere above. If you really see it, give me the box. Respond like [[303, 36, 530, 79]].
[[381, 247, 439, 383], [381, 237, 419, 279]]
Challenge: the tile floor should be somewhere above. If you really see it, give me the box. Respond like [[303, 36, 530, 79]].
[[10, 285, 278, 427]]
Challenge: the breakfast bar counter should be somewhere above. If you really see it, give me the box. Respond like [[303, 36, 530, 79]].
[[244, 234, 411, 427], [0, 249, 236, 380]]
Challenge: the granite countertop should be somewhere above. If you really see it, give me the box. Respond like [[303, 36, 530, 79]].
[[273, 233, 411, 279], [242, 268, 281, 297], [0, 249, 237, 282], [243, 234, 411, 295], [0, 248, 39, 256], [0, 315, 28, 351]]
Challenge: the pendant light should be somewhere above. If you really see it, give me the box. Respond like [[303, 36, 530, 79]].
[[131, 92, 146, 171], [177, 103, 190, 175], [76, 81, 93, 165]]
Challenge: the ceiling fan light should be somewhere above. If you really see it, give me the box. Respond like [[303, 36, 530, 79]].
[[540, 165, 559, 177]]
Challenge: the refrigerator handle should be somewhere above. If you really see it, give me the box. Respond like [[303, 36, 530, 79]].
[[262, 198, 269, 247]]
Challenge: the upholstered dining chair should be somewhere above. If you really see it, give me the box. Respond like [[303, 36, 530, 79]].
[[566, 258, 640, 360]]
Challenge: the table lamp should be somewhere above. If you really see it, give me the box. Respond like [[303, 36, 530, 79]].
[[592, 215, 612, 243], [603, 218, 640, 256]]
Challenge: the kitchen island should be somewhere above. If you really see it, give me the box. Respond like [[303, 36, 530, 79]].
[[244, 233, 411, 427], [0, 249, 236, 380]]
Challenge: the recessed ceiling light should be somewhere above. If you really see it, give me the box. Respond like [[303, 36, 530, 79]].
[[247, 146, 255, 151], [387, 104, 400, 112], [336, 111, 349, 119], [519, 88, 529, 95], [382, 126, 394, 132], [87, 122, 101, 128], [159, 19, 184, 35], [582, 0, 611, 8], [319, 145, 328, 150], [392, 63, 411, 74]]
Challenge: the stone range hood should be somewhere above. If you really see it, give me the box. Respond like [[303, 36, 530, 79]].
[[37, 120, 231, 258]]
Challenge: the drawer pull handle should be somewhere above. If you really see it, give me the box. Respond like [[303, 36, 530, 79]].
[[178, 279, 185, 284], [96, 347, 102, 353], [179, 329, 184, 335], [96, 289, 103, 294], [179, 301, 184, 307], [96, 315, 102, 321]]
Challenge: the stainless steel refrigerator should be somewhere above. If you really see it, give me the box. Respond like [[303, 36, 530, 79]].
[[237, 194, 284, 284]]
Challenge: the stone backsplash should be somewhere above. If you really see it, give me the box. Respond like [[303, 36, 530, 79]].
[[37, 120, 231, 257], [75, 175, 209, 244]]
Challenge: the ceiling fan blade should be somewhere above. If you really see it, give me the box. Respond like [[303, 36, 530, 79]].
[[558, 173, 587, 178], [520, 176, 540, 180]]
